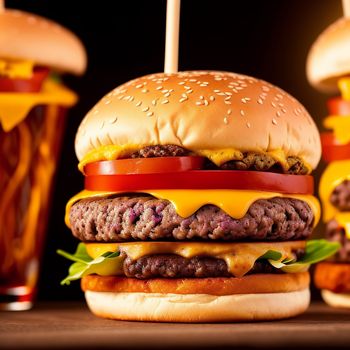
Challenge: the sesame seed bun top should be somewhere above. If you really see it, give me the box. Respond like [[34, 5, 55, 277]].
[[75, 71, 321, 170], [307, 17, 350, 92], [0, 9, 86, 75]]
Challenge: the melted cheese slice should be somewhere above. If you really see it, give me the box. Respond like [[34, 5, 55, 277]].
[[0, 59, 34, 79], [323, 115, 350, 144], [65, 189, 320, 228], [78, 146, 312, 174], [319, 159, 350, 238], [0, 79, 77, 132], [85, 241, 306, 278], [338, 77, 350, 101]]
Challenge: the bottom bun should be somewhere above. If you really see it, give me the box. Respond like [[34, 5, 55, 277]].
[[85, 289, 310, 322], [321, 289, 350, 309]]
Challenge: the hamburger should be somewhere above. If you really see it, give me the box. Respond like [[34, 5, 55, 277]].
[[307, 17, 350, 308], [0, 5, 86, 309], [59, 71, 338, 322]]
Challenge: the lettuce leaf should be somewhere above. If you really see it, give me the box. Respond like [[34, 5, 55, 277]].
[[57, 243, 122, 285], [57, 239, 340, 285], [267, 239, 340, 273]]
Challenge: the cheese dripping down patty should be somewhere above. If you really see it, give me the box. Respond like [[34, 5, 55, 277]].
[[85, 241, 306, 278]]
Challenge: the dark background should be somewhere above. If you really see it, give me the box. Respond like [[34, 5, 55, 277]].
[[5, 0, 344, 300]]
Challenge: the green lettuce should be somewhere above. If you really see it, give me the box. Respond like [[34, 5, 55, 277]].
[[57, 243, 122, 285], [268, 239, 340, 273], [57, 239, 340, 285]]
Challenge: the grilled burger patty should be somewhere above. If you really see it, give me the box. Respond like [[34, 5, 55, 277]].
[[70, 196, 314, 242], [330, 179, 350, 211], [326, 219, 350, 262], [129, 144, 308, 174], [122, 251, 304, 279]]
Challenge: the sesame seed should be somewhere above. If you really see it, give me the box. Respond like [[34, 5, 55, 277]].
[[178, 81, 186, 85], [162, 89, 169, 93], [276, 111, 281, 117], [196, 101, 203, 106], [246, 122, 251, 128], [142, 107, 150, 112], [227, 109, 232, 115], [271, 102, 277, 108], [209, 96, 215, 101], [225, 101, 232, 105], [214, 89, 221, 93], [110, 116, 118, 124], [181, 93, 188, 98], [189, 79, 197, 82], [225, 96, 231, 101], [224, 117, 228, 124], [257, 98, 263, 104], [156, 86, 163, 90], [262, 86, 270, 92], [105, 100, 111, 105], [240, 110, 245, 116], [135, 101, 142, 107], [272, 118, 278, 125], [141, 89, 149, 93], [164, 92, 171, 97], [199, 95, 204, 100], [200, 83, 207, 87], [129, 96, 134, 102], [204, 100, 209, 106], [187, 89, 193, 94], [281, 108, 287, 113], [93, 110, 99, 115], [147, 112, 154, 117], [179, 98, 187, 103], [225, 92, 232, 96], [136, 84, 143, 89], [241, 98, 247, 104], [184, 86, 191, 90], [161, 99, 169, 104], [117, 95, 125, 100], [100, 121, 105, 129]]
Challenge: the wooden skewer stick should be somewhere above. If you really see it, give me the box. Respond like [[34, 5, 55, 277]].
[[164, 0, 181, 74], [343, 0, 350, 17]]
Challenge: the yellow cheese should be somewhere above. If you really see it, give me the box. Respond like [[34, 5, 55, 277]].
[[324, 115, 350, 144], [0, 79, 77, 132], [85, 241, 306, 278], [0, 59, 34, 79], [319, 159, 350, 222], [333, 213, 350, 239], [65, 189, 320, 229], [338, 77, 350, 101], [319, 159, 350, 238], [78, 146, 312, 174]]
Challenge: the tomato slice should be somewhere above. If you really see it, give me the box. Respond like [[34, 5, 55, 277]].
[[321, 132, 350, 162], [327, 97, 350, 116], [0, 67, 49, 93], [84, 157, 205, 175], [84, 170, 314, 194]]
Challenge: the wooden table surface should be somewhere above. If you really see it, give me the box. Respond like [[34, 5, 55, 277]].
[[1, 301, 350, 349]]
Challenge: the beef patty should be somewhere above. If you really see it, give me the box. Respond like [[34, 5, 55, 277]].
[[330, 180, 350, 211], [122, 251, 304, 279], [326, 219, 350, 262], [70, 196, 314, 242], [130, 144, 308, 174]]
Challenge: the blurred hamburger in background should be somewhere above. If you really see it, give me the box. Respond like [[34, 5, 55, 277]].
[[59, 71, 338, 322], [0, 4, 86, 310], [308, 16, 350, 308]]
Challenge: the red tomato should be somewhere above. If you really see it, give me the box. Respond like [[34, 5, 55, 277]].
[[0, 67, 49, 92], [84, 157, 205, 175], [321, 132, 350, 163], [84, 170, 314, 194], [327, 97, 350, 116]]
